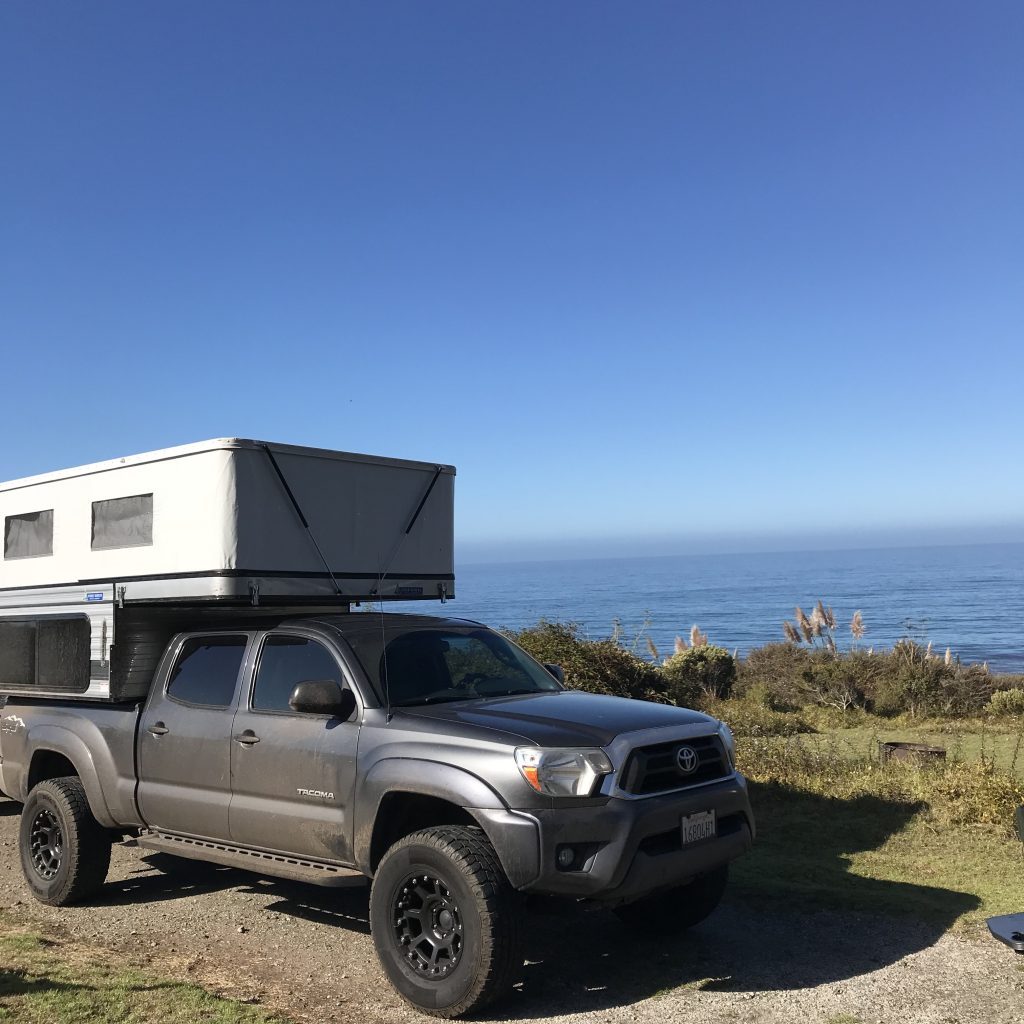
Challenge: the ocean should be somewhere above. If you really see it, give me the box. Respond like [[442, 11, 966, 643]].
[[376, 543, 1024, 673]]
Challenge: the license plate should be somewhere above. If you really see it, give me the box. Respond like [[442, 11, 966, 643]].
[[681, 809, 716, 845]]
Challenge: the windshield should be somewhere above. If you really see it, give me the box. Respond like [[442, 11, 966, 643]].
[[345, 626, 562, 707]]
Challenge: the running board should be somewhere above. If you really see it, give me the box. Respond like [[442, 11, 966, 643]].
[[136, 831, 366, 888]]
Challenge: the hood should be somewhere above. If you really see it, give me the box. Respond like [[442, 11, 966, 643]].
[[400, 690, 717, 747]]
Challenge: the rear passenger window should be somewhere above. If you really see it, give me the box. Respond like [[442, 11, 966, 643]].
[[167, 635, 247, 708], [252, 635, 343, 712]]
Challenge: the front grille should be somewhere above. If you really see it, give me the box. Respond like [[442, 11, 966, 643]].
[[620, 734, 729, 795]]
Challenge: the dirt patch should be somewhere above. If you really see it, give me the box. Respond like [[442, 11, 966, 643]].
[[0, 800, 1022, 1023]]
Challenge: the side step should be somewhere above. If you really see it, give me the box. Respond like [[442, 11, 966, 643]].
[[136, 831, 366, 888]]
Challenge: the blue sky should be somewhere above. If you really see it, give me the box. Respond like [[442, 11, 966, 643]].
[[2, 2, 1022, 562]]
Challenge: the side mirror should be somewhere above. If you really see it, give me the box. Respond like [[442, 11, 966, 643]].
[[289, 679, 356, 719], [543, 663, 565, 684]]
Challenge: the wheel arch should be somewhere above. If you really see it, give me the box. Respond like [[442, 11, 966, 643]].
[[356, 760, 540, 887], [24, 728, 116, 828]]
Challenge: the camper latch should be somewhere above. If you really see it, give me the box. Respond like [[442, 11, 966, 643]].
[[249, 581, 261, 607], [438, 582, 448, 604], [116, 586, 126, 609]]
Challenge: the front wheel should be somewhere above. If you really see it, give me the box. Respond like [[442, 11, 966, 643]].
[[613, 864, 729, 935], [19, 777, 112, 906], [369, 825, 521, 1018]]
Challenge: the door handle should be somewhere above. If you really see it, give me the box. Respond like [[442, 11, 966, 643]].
[[234, 730, 260, 745], [148, 722, 169, 736]]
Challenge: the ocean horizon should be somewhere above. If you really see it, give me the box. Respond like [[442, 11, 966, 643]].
[[374, 541, 1024, 674]]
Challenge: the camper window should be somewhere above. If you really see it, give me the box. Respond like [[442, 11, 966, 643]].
[[91, 494, 153, 550], [0, 617, 90, 693], [4, 509, 53, 559]]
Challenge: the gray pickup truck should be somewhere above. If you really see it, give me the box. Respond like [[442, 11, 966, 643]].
[[0, 611, 755, 1017]]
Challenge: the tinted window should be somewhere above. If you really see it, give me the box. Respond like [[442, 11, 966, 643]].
[[91, 494, 153, 550], [346, 627, 561, 707], [252, 635, 343, 712], [4, 509, 53, 559], [167, 635, 246, 707]]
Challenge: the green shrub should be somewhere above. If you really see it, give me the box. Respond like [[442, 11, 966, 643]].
[[507, 621, 665, 701], [706, 693, 813, 737], [798, 649, 879, 711], [868, 640, 994, 718], [987, 687, 1024, 718], [661, 645, 736, 705], [736, 643, 810, 708]]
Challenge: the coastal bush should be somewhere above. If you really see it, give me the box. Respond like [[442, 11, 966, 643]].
[[868, 640, 994, 718], [735, 643, 810, 708], [987, 687, 1024, 718], [706, 690, 813, 737], [507, 620, 665, 701], [661, 644, 736, 704]]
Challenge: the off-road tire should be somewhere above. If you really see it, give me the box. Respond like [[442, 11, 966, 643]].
[[369, 825, 521, 1018], [613, 864, 729, 935], [19, 777, 112, 906]]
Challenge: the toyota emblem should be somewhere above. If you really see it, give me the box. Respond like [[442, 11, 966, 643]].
[[676, 745, 699, 775]]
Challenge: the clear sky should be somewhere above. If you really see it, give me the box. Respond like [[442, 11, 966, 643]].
[[2, 2, 1022, 562]]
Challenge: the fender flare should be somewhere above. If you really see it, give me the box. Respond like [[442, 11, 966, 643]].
[[23, 726, 118, 828], [354, 758, 541, 887]]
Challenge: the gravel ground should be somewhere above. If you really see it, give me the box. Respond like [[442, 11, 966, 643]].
[[1, 800, 1022, 1024]]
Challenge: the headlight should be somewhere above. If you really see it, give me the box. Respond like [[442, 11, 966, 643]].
[[515, 747, 613, 797], [717, 721, 736, 767]]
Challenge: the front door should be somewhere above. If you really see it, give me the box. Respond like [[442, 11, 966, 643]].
[[137, 632, 251, 840], [228, 630, 360, 864]]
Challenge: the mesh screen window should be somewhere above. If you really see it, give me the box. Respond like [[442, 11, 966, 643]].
[[0, 618, 91, 692], [4, 509, 53, 559], [91, 493, 153, 550]]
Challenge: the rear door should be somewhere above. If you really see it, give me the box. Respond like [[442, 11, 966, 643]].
[[228, 629, 360, 863], [137, 632, 252, 840]]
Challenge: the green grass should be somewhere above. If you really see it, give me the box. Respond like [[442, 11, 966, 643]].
[[800, 722, 1024, 781], [730, 717, 1024, 931], [0, 923, 284, 1024]]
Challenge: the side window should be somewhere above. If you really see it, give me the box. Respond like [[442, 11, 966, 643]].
[[166, 635, 247, 708], [252, 635, 343, 713], [4, 509, 53, 559], [91, 493, 153, 550]]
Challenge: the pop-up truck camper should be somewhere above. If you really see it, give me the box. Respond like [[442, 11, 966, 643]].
[[0, 439, 755, 1018]]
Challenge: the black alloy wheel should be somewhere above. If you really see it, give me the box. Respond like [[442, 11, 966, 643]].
[[369, 825, 521, 1017], [29, 809, 64, 880], [393, 872, 464, 978], [18, 776, 111, 906]]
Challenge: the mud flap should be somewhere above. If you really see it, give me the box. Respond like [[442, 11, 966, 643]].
[[987, 913, 1024, 953]]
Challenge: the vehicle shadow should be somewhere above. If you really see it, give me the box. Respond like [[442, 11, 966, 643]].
[[0, 799, 21, 817], [485, 782, 982, 1019], [98, 852, 372, 934], [97, 854, 246, 906]]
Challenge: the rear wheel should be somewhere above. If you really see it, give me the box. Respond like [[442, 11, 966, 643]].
[[19, 777, 112, 906], [369, 825, 521, 1018], [613, 864, 729, 935]]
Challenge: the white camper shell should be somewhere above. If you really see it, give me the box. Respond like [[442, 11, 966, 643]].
[[0, 439, 455, 700]]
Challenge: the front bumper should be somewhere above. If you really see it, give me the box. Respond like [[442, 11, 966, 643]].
[[481, 773, 754, 903]]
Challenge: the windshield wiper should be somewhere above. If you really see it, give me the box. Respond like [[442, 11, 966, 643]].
[[391, 694, 477, 708]]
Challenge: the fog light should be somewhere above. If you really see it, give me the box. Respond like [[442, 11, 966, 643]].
[[556, 846, 576, 869]]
